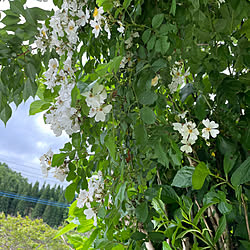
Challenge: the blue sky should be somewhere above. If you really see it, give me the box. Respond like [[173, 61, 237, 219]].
[[0, 99, 69, 187]]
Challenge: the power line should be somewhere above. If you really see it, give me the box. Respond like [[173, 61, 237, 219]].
[[0, 190, 70, 208]]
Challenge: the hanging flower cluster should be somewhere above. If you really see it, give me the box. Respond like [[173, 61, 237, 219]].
[[76, 171, 104, 226], [173, 118, 219, 154], [40, 149, 69, 181], [44, 83, 81, 136], [168, 61, 190, 93], [83, 85, 112, 122]]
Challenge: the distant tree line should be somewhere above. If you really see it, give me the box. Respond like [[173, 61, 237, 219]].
[[0, 162, 68, 227]]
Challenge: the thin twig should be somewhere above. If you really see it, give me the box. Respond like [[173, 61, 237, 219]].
[[61, 235, 74, 250], [194, 199, 214, 239], [241, 194, 250, 241]]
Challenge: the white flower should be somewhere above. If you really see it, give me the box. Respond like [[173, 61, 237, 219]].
[[178, 111, 188, 119], [181, 121, 199, 142], [88, 105, 112, 122], [84, 205, 97, 226], [132, 32, 139, 38], [217, 0, 225, 8], [76, 9, 90, 26], [48, 58, 59, 71], [83, 85, 107, 108], [90, 20, 102, 38], [53, 167, 67, 182], [202, 119, 219, 140], [180, 138, 195, 154], [93, 7, 104, 21], [104, 21, 111, 39], [117, 21, 125, 33], [169, 63, 190, 93], [125, 36, 133, 49], [77, 190, 88, 208], [173, 122, 183, 133]]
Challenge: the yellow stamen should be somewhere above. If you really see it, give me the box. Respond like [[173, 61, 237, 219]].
[[93, 7, 98, 17], [95, 25, 100, 30], [42, 30, 46, 37], [48, 160, 51, 165]]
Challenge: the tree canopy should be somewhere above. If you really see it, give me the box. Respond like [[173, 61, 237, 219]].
[[0, 0, 250, 249]]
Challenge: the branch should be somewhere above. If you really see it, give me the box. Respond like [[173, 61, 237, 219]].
[[61, 235, 74, 250], [241, 194, 250, 241]]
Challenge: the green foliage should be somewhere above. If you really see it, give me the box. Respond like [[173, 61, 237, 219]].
[[0, 212, 68, 249], [1, 0, 250, 249]]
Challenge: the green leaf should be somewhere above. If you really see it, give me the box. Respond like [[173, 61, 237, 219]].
[[152, 58, 167, 72], [52, 153, 67, 167], [138, 91, 158, 105], [1, 15, 20, 26], [152, 14, 165, 29], [163, 241, 172, 250], [161, 185, 179, 204], [72, 132, 81, 149], [131, 232, 146, 240], [154, 142, 169, 167], [53, 222, 77, 239], [147, 35, 156, 51], [170, 0, 176, 16], [23, 79, 37, 101], [0, 104, 12, 125], [152, 198, 166, 217], [223, 153, 238, 175], [82, 229, 100, 249], [77, 219, 95, 233], [123, 0, 132, 9], [142, 29, 151, 44], [194, 95, 208, 120], [193, 202, 217, 226], [172, 166, 195, 188], [115, 182, 127, 206], [29, 100, 50, 115], [231, 157, 250, 186], [105, 136, 116, 160], [140, 107, 156, 124], [10, 1, 25, 17], [71, 85, 80, 107], [65, 182, 77, 202], [136, 202, 148, 223], [160, 36, 170, 55], [148, 232, 165, 242], [135, 123, 148, 145], [214, 215, 226, 244], [189, 0, 199, 10], [192, 162, 210, 190]]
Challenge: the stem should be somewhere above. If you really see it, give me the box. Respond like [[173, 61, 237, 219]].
[[210, 174, 235, 190], [202, 94, 213, 110], [241, 194, 250, 241]]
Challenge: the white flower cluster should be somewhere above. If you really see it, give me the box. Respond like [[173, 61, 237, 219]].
[[90, 7, 111, 39], [40, 149, 69, 182], [83, 85, 112, 122], [43, 57, 80, 136], [45, 83, 81, 136], [35, 0, 89, 55], [76, 171, 104, 226], [169, 62, 190, 94], [173, 117, 219, 154]]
